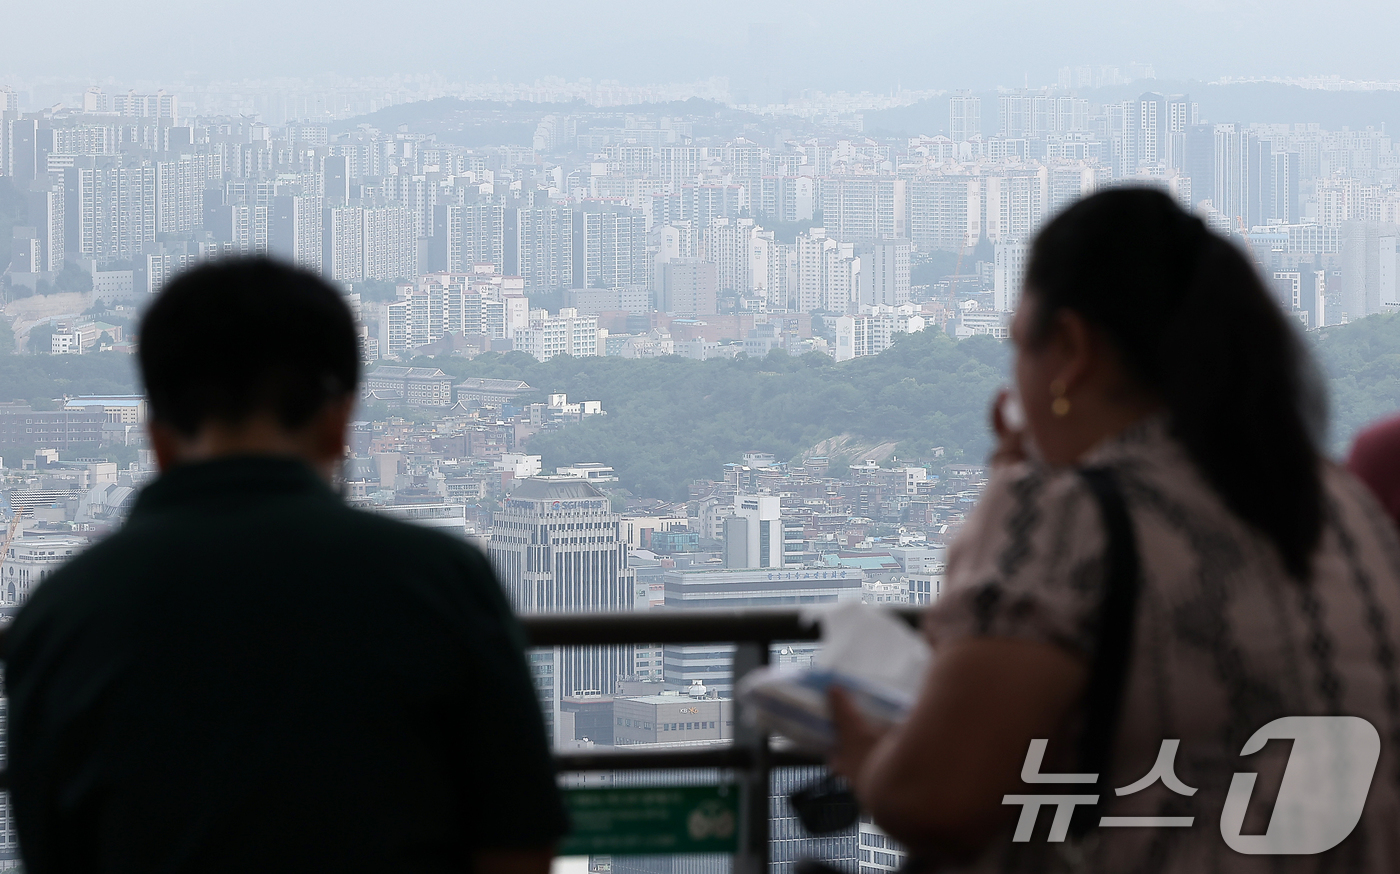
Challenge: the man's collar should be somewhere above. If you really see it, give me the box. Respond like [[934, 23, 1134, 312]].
[[130, 456, 336, 517]]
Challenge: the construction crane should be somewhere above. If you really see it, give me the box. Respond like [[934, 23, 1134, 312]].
[[0, 512, 21, 567], [947, 236, 969, 299]]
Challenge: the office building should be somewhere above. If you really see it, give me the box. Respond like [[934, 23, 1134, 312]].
[[489, 477, 636, 700], [660, 566, 863, 694]]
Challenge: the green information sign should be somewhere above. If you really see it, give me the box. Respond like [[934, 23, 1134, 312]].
[[560, 785, 740, 856]]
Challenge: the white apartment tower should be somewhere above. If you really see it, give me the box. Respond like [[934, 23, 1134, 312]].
[[994, 242, 1030, 313], [907, 177, 981, 252], [949, 92, 981, 143], [514, 308, 600, 361]]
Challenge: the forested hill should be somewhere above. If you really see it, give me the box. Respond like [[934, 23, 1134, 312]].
[[0, 313, 1395, 503], [426, 313, 1400, 501], [419, 331, 1010, 500]]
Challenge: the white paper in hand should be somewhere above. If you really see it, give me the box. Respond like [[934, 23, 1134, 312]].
[[737, 603, 931, 751]]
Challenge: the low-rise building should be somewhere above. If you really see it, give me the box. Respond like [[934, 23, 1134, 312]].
[[454, 378, 533, 409], [0, 404, 107, 449], [2, 533, 87, 604], [613, 687, 734, 746], [363, 366, 454, 408]]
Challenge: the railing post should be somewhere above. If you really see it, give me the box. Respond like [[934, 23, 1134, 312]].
[[732, 639, 770, 874]]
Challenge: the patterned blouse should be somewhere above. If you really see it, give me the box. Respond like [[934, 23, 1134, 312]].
[[924, 416, 1400, 872]]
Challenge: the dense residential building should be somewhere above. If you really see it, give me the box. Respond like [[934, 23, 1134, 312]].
[[513, 308, 600, 360]]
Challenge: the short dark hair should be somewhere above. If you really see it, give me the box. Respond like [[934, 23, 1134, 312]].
[[139, 258, 360, 437], [1025, 188, 1323, 579]]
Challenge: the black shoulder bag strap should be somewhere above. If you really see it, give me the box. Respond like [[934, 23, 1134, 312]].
[[1069, 466, 1142, 840]]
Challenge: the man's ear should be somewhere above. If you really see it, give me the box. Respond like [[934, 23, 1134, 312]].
[[147, 421, 185, 473], [313, 396, 355, 464]]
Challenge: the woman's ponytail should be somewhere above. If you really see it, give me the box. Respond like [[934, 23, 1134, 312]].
[[1026, 189, 1324, 579]]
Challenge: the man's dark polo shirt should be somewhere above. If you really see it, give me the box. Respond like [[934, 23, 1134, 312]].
[[2, 457, 567, 874]]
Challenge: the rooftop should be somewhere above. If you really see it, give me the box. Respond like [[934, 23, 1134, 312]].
[[367, 366, 450, 379], [511, 476, 607, 501], [455, 377, 533, 392]]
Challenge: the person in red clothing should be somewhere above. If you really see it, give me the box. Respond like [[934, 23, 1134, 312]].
[[1348, 413, 1400, 530]]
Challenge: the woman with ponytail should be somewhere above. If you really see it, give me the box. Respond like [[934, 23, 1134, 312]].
[[827, 189, 1400, 872]]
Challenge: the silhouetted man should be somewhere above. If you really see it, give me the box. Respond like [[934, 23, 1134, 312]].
[[2, 259, 566, 874]]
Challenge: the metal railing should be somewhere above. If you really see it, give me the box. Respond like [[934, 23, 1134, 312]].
[[0, 605, 925, 872], [522, 606, 922, 874]]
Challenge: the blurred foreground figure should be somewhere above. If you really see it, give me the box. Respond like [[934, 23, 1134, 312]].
[[828, 190, 1400, 872], [1348, 413, 1400, 531], [2, 259, 565, 874]]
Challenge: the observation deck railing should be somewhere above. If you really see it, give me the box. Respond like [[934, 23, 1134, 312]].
[[522, 606, 923, 874], [0, 606, 925, 873]]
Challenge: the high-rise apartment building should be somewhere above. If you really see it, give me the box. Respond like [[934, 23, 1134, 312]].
[[749, 229, 793, 311], [993, 242, 1030, 312], [1112, 93, 1195, 176], [793, 228, 859, 314], [270, 193, 324, 273], [907, 177, 981, 252], [657, 259, 718, 315], [65, 157, 157, 262], [505, 204, 575, 293], [818, 177, 904, 242], [984, 166, 1048, 243], [700, 216, 755, 293], [155, 155, 213, 235], [323, 205, 366, 282], [857, 239, 911, 307], [1047, 163, 1098, 217], [362, 204, 416, 281], [431, 202, 505, 273], [949, 92, 981, 143], [26, 185, 65, 273], [573, 203, 648, 290]]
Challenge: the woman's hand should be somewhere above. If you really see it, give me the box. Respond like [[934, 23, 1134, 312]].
[[989, 388, 1028, 467], [827, 686, 888, 788]]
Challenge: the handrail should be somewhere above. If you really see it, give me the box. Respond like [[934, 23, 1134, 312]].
[[521, 605, 925, 873], [518, 605, 922, 647], [551, 744, 827, 772], [0, 606, 926, 864]]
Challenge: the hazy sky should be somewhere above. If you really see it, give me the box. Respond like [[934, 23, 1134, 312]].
[[6, 0, 1400, 90]]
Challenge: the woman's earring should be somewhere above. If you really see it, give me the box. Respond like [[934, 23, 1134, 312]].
[[1050, 379, 1071, 417]]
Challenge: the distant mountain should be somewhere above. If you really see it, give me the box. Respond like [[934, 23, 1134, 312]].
[[864, 82, 1400, 138], [328, 96, 763, 147]]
